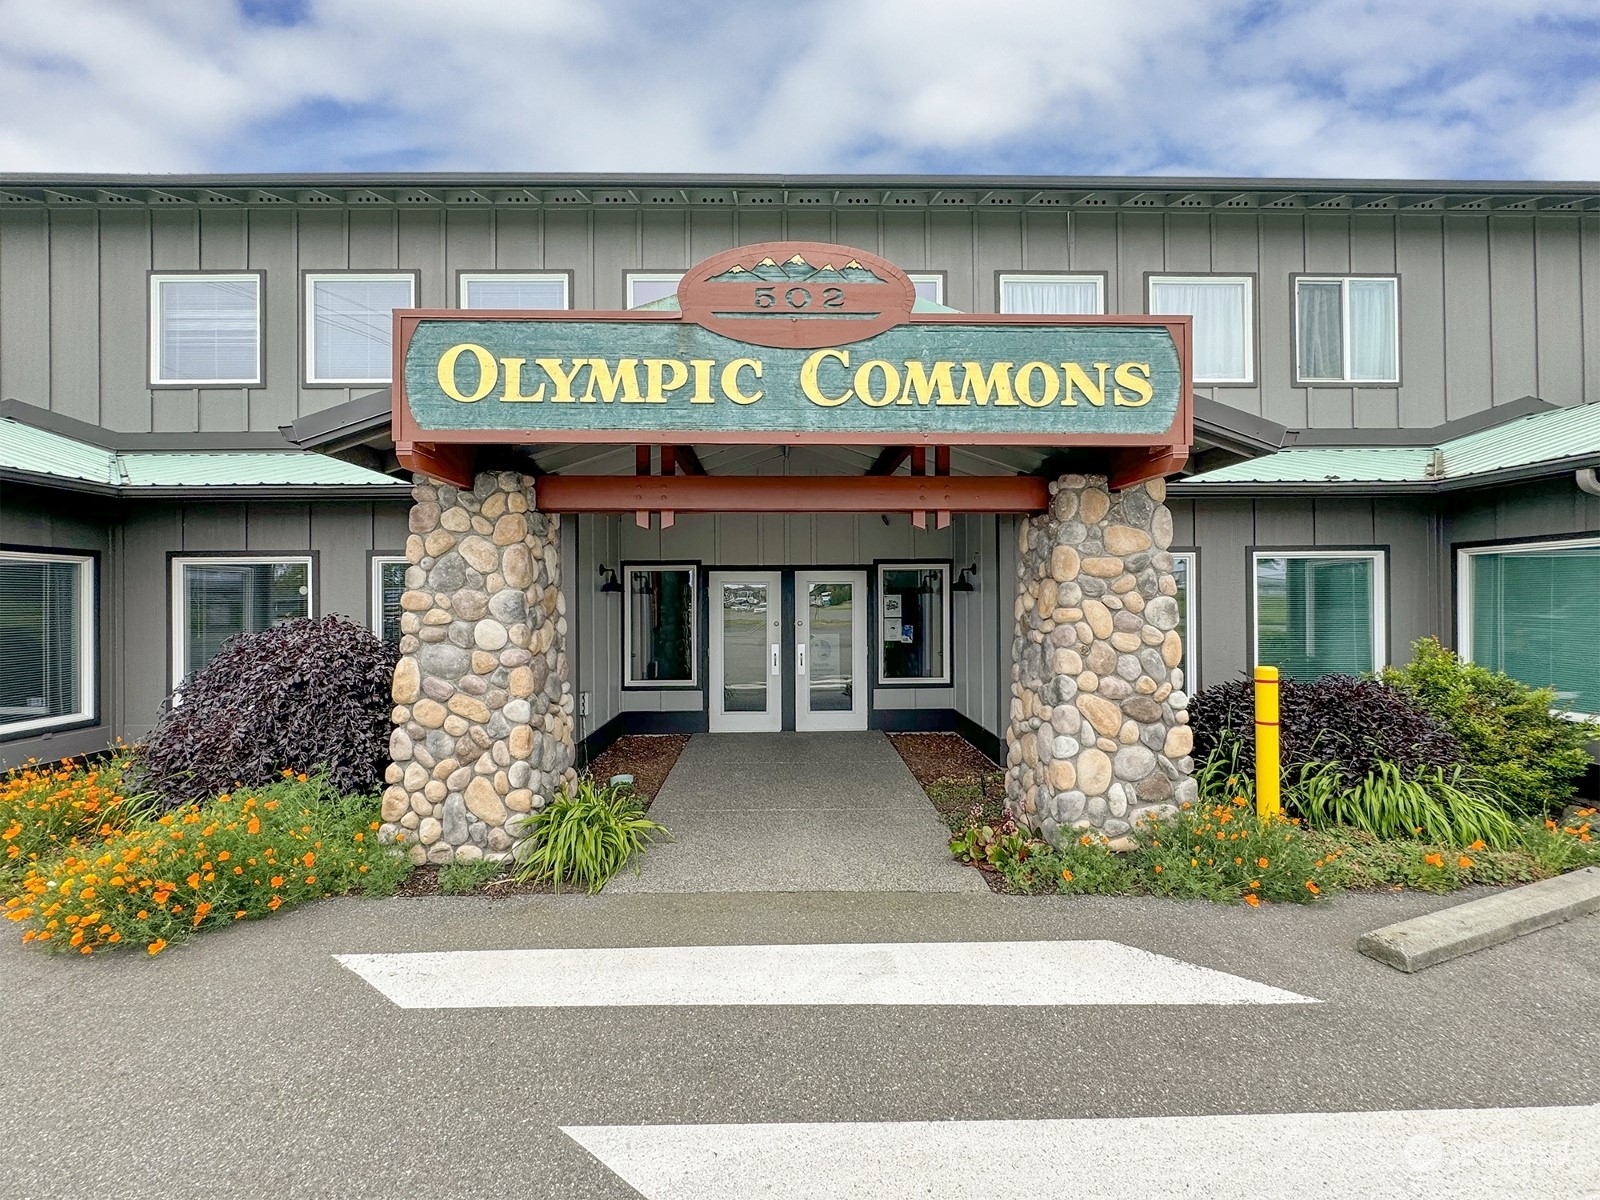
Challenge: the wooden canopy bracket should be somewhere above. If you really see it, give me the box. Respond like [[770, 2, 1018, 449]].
[[395, 441, 475, 489], [1108, 446, 1191, 491], [867, 446, 912, 476], [673, 446, 706, 476]]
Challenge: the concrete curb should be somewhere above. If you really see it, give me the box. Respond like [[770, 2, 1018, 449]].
[[1357, 866, 1600, 973]]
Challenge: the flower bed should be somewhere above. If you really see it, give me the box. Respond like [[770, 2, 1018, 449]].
[[2, 764, 409, 955]]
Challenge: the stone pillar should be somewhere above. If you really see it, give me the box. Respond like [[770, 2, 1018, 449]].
[[1005, 473, 1195, 843], [381, 471, 577, 864]]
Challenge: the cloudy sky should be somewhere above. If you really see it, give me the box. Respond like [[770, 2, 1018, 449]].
[[1, 0, 1598, 180]]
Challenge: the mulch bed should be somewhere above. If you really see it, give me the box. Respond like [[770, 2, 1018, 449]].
[[392, 734, 690, 899], [889, 731, 1011, 892]]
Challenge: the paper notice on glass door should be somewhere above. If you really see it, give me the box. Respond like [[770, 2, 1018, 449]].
[[883, 618, 902, 641]]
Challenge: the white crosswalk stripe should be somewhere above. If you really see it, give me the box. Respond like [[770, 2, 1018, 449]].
[[562, 1105, 1600, 1200], [335, 938, 1319, 1009]]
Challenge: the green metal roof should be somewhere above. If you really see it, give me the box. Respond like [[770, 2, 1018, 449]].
[[1184, 402, 1600, 491], [0, 416, 404, 494]]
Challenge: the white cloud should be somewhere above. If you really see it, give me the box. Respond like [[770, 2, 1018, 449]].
[[0, 0, 1595, 178]]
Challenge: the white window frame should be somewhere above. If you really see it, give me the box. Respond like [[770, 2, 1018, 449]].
[[1457, 536, 1600, 718], [370, 555, 409, 642], [908, 273, 945, 306], [148, 272, 264, 387], [1294, 275, 1400, 384], [303, 272, 416, 385], [457, 272, 571, 310], [0, 550, 95, 737], [998, 272, 1106, 315], [1170, 550, 1198, 691], [1250, 549, 1386, 673], [171, 555, 314, 687], [876, 562, 953, 686], [1148, 274, 1255, 385], [622, 563, 699, 688], [625, 272, 684, 309]]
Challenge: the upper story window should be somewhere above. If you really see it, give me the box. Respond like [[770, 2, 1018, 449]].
[[304, 272, 416, 385], [459, 272, 570, 310], [625, 272, 683, 309], [999, 273, 1104, 315], [0, 550, 96, 737], [908, 273, 945, 305], [149, 273, 263, 387], [1148, 275, 1254, 385], [1296, 276, 1399, 384]]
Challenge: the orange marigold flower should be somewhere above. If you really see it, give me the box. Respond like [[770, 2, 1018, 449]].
[[304, 875, 316, 886], [234, 910, 246, 920], [1153, 864, 1163, 874], [147, 938, 167, 956], [186, 872, 201, 889], [1061, 869, 1074, 883], [246, 816, 261, 835], [302, 852, 315, 868], [1244, 894, 1261, 907], [194, 902, 212, 918], [270, 875, 283, 888], [1257, 857, 1269, 869], [1424, 852, 1445, 868], [267, 896, 282, 911], [1305, 881, 1320, 895], [1468, 839, 1486, 852], [1457, 856, 1474, 869]]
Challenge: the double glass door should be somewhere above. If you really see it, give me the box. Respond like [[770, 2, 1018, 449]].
[[708, 570, 868, 733]]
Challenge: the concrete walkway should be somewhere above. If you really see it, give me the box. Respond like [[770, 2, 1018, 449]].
[[604, 732, 987, 893]]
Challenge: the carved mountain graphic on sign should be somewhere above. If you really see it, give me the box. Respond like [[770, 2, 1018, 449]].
[[708, 254, 887, 285]]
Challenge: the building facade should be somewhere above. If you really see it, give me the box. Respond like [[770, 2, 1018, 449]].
[[3, 175, 1598, 854]]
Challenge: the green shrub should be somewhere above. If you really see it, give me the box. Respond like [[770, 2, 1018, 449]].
[[4, 772, 410, 955], [437, 858, 506, 895], [510, 779, 668, 893], [1383, 638, 1600, 814], [1294, 759, 1520, 848], [1002, 831, 1134, 895]]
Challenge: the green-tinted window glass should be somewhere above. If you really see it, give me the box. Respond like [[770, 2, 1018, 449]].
[[1470, 546, 1600, 714], [378, 560, 408, 644], [627, 567, 695, 684], [1255, 555, 1377, 680], [181, 561, 310, 680]]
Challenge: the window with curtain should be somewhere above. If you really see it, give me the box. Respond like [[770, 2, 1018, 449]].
[[459, 273, 569, 310], [0, 552, 93, 735], [625, 273, 684, 309], [1171, 552, 1197, 688], [878, 564, 950, 684], [372, 557, 408, 644], [999, 274, 1104, 315], [624, 566, 696, 685], [175, 559, 311, 682], [1254, 553, 1382, 679], [305, 274, 415, 384], [1296, 276, 1398, 383], [150, 274, 262, 385], [1149, 276, 1253, 383], [1466, 541, 1600, 715]]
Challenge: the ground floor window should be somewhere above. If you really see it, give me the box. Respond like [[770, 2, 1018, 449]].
[[1171, 551, 1197, 688], [877, 563, 951, 685], [0, 550, 94, 736], [624, 564, 697, 686], [172, 557, 312, 683], [1460, 538, 1600, 716], [1253, 550, 1384, 680], [371, 556, 408, 644]]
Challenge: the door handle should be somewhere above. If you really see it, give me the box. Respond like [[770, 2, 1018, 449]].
[[797, 642, 806, 674], [770, 644, 781, 675]]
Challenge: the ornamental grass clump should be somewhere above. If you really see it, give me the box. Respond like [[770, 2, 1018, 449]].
[[1293, 759, 1520, 848], [511, 778, 668, 894], [0, 752, 152, 891], [3, 771, 410, 956]]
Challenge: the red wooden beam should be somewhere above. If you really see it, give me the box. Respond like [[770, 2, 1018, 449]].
[[1108, 446, 1191, 490], [537, 474, 1049, 514], [396, 441, 475, 489]]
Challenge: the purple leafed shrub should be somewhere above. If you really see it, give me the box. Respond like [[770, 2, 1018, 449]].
[[136, 616, 399, 806], [1188, 674, 1463, 786]]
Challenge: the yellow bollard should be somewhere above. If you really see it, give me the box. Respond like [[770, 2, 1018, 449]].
[[1254, 665, 1282, 821]]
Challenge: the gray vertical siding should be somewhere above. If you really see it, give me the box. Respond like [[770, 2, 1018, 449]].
[[3, 203, 1597, 435]]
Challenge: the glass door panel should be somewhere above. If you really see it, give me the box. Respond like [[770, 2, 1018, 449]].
[[795, 570, 868, 732], [709, 571, 782, 732]]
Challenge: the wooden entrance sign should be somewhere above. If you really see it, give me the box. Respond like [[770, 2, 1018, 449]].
[[391, 241, 1192, 506]]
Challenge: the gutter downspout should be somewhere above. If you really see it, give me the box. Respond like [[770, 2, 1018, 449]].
[[1578, 468, 1600, 497]]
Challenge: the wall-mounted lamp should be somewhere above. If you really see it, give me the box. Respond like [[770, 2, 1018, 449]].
[[598, 564, 623, 594], [953, 563, 978, 593]]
